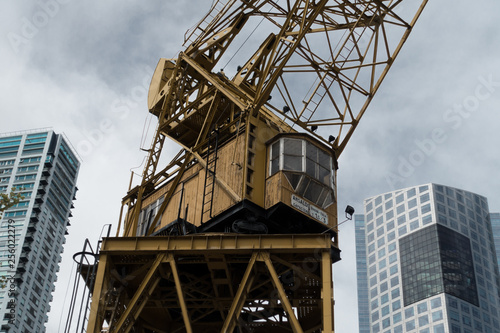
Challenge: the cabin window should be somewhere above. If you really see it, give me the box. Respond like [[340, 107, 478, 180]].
[[306, 142, 331, 186], [268, 137, 335, 208], [282, 138, 303, 172], [270, 141, 280, 175], [269, 138, 333, 186]]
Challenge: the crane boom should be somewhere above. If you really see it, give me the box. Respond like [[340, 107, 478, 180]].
[[123, 0, 428, 238]]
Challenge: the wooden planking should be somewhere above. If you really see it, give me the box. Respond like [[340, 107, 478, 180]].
[[209, 134, 245, 221]]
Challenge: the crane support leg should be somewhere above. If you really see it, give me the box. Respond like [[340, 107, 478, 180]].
[[322, 251, 334, 333], [168, 254, 193, 333], [86, 253, 108, 333]]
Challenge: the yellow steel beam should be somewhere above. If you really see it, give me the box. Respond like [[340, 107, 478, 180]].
[[100, 234, 334, 254], [86, 254, 108, 333], [122, 277, 162, 333], [111, 253, 165, 333], [221, 252, 257, 333], [180, 53, 250, 111], [261, 252, 304, 333], [145, 154, 192, 236], [270, 254, 321, 282], [322, 251, 334, 333], [167, 254, 193, 333]]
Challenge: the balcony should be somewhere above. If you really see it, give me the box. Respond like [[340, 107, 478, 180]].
[[25, 233, 34, 242], [17, 262, 26, 273], [19, 253, 29, 263], [40, 176, 48, 185], [35, 193, 44, 203], [44, 155, 54, 167], [14, 273, 24, 284]]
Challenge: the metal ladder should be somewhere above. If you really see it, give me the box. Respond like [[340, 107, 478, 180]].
[[201, 131, 219, 222], [183, 0, 231, 46]]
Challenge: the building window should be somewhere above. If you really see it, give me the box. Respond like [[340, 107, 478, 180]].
[[432, 310, 443, 322], [382, 317, 391, 329], [430, 297, 441, 309], [406, 320, 415, 331], [433, 323, 445, 333], [396, 194, 404, 204], [405, 307, 414, 318]]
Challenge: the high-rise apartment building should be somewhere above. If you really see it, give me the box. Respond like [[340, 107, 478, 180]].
[[0, 129, 79, 333], [355, 184, 500, 333]]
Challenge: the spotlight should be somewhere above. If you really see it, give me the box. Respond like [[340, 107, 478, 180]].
[[311, 125, 318, 132], [345, 205, 355, 220], [328, 135, 335, 143], [283, 106, 290, 113]]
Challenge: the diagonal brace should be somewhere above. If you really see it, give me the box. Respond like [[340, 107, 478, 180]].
[[261, 252, 304, 333], [111, 253, 166, 333], [221, 252, 257, 333]]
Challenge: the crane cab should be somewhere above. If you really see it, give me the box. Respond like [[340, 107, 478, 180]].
[[264, 133, 338, 235], [127, 115, 338, 247]]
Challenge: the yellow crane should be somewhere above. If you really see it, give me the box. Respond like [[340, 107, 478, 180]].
[[82, 1, 428, 332]]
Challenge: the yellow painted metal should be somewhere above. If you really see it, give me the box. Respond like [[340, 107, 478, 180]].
[[111, 253, 165, 333], [86, 234, 337, 332], [167, 254, 193, 333], [221, 252, 257, 333], [118, 0, 429, 236], [86, 253, 108, 333], [262, 252, 304, 333], [321, 251, 334, 333], [100, 234, 333, 254], [91, 1, 430, 332]]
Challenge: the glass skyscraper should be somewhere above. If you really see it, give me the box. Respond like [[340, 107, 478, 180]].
[[356, 214, 370, 333], [491, 213, 500, 270], [0, 129, 79, 333], [355, 184, 500, 333]]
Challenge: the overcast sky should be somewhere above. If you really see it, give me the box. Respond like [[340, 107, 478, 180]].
[[1, 1, 499, 332]]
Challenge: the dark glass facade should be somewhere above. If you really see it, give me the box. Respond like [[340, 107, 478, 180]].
[[438, 224, 478, 305], [400, 224, 478, 307], [400, 224, 443, 305], [355, 215, 370, 333], [492, 213, 500, 270]]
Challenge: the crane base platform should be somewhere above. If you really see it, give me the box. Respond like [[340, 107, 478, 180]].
[[86, 233, 337, 333]]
